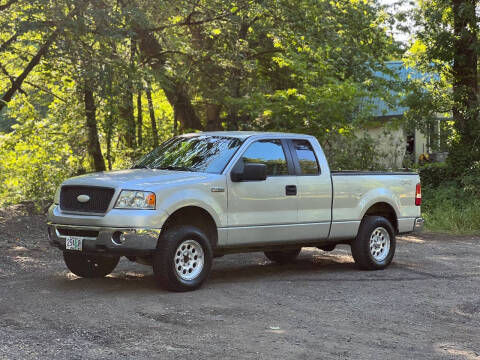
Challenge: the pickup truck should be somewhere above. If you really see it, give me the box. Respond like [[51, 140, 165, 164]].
[[47, 132, 424, 291]]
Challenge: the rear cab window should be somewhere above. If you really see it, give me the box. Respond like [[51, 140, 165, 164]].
[[291, 139, 320, 175]]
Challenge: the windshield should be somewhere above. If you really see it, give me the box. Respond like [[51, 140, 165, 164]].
[[132, 135, 244, 174]]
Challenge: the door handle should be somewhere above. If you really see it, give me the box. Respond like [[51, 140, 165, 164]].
[[285, 185, 297, 196]]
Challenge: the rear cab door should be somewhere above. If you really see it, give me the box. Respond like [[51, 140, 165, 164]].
[[286, 137, 333, 240]]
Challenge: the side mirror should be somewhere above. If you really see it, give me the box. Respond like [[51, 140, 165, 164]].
[[231, 163, 267, 182]]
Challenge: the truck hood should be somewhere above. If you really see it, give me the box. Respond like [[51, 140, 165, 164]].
[[62, 169, 216, 190]]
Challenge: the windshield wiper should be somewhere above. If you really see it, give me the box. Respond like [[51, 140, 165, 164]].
[[155, 165, 195, 172]]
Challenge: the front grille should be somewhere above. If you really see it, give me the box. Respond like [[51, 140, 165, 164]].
[[60, 186, 115, 213], [56, 228, 99, 238]]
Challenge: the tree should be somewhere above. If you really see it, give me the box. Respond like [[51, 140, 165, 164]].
[[410, 0, 480, 172], [0, 0, 404, 206]]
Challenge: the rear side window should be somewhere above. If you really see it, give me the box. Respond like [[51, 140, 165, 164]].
[[241, 140, 289, 176], [292, 140, 319, 175]]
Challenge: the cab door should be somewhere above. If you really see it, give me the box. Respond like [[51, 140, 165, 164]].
[[227, 139, 298, 246], [287, 139, 332, 240]]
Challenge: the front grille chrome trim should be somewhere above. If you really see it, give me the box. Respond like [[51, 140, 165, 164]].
[[60, 185, 115, 214]]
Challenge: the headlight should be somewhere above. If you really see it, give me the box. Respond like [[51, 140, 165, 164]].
[[114, 190, 156, 209]]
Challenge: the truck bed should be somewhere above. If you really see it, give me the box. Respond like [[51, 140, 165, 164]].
[[329, 171, 421, 240]]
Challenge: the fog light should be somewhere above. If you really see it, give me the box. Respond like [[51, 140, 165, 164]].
[[112, 231, 126, 245]]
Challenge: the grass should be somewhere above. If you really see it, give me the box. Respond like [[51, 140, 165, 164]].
[[422, 183, 480, 235]]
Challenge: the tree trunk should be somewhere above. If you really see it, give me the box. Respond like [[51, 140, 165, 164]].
[[162, 83, 202, 131], [188, 19, 223, 131], [106, 127, 112, 170], [0, 31, 57, 112], [83, 85, 106, 172], [227, 21, 251, 131], [173, 109, 178, 135], [135, 29, 202, 131], [137, 91, 143, 147], [146, 82, 159, 147], [450, 0, 480, 171], [104, 69, 114, 170], [119, 90, 135, 147], [205, 103, 222, 130], [119, 39, 136, 148]]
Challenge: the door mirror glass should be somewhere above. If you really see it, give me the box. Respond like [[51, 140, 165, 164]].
[[231, 163, 267, 182]]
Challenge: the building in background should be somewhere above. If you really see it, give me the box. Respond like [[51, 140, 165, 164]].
[[361, 61, 449, 168]]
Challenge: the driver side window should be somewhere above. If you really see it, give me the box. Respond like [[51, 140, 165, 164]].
[[240, 140, 289, 176]]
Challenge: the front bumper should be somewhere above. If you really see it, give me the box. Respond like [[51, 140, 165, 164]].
[[47, 223, 161, 256], [413, 217, 424, 233]]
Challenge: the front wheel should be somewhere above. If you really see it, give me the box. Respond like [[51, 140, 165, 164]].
[[63, 252, 119, 278], [153, 225, 213, 292], [350, 216, 396, 270]]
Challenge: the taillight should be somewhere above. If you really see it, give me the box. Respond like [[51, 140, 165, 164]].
[[415, 183, 422, 206]]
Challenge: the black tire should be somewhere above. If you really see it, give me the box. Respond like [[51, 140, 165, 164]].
[[153, 225, 213, 292], [351, 216, 396, 270], [63, 252, 119, 278], [264, 248, 301, 264]]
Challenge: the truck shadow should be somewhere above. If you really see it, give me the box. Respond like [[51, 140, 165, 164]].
[[208, 254, 356, 285], [53, 271, 159, 293], [52, 251, 357, 293], [52, 244, 428, 292]]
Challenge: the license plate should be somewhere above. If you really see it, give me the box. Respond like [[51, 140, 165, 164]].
[[65, 236, 83, 251]]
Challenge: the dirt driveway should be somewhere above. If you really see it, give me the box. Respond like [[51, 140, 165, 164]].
[[1, 207, 479, 359]]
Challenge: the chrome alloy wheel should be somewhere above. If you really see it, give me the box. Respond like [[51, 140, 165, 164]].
[[369, 227, 390, 262], [174, 240, 204, 281]]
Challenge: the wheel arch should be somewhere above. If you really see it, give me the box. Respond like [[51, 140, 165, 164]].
[[362, 202, 398, 234], [161, 206, 218, 249]]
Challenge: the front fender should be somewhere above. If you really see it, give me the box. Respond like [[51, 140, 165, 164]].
[[157, 188, 225, 227]]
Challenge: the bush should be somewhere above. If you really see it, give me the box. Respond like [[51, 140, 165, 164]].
[[461, 161, 480, 197], [418, 162, 457, 188], [422, 184, 480, 234], [0, 117, 82, 208], [322, 133, 386, 171]]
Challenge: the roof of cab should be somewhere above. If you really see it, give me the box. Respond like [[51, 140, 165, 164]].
[[181, 131, 313, 139]]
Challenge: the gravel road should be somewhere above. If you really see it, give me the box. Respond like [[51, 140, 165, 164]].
[[1, 206, 479, 359]]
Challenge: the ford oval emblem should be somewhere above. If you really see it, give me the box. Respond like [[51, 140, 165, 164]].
[[77, 194, 90, 203]]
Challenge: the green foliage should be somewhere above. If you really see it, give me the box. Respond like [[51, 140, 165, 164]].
[[419, 161, 480, 234], [461, 161, 480, 197], [406, 0, 480, 173], [0, 120, 81, 207], [0, 0, 406, 206], [418, 162, 457, 188], [422, 184, 480, 235], [322, 133, 385, 171]]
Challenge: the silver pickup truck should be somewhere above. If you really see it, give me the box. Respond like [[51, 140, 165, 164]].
[[47, 132, 424, 291]]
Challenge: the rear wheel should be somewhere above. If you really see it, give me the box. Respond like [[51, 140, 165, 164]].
[[153, 225, 213, 292], [350, 216, 395, 270], [63, 252, 119, 278], [264, 248, 301, 264]]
